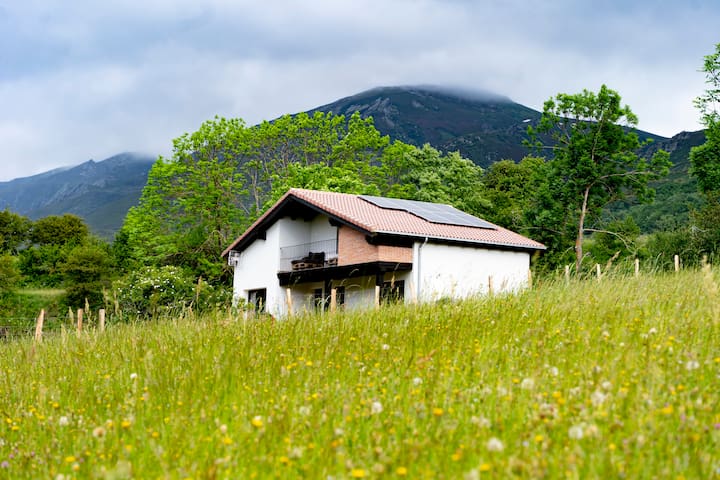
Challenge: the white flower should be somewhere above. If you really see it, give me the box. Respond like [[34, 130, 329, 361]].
[[591, 390, 607, 406], [130, 373, 138, 380], [370, 401, 383, 415], [471, 416, 491, 428], [381, 344, 390, 351], [685, 360, 700, 371], [298, 405, 311, 416], [219, 424, 228, 434], [412, 377, 423, 386], [648, 327, 657, 335], [548, 366, 559, 377], [92, 426, 106, 438], [601, 381, 612, 391], [520, 378, 534, 390], [58, 416, 69, 426], [486, 437, 504, 452], [568, 424, 584, 440], [334, 427, 345, 436]]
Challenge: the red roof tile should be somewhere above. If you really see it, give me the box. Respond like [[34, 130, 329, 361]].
[[223, 188, 545, 256]]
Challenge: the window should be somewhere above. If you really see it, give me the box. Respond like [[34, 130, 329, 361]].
[[248, 289, 267, 313], [335, 286, 346, 307], [381, 280, 404, 304]]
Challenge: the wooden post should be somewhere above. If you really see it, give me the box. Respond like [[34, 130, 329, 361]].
[[99, 309, 106, 332], [285, 288, 293, 315], [564, 265, 570, 284], [634, 258, 640, 277], [375, 285, 380, 309], [330, 288, 337, 313], [77, 309, 83, 334], [674, 254, 680, 272], [596, 263, 601, 281], [487, 275, 494, 296], [527, 269, 533, 289], [34, 309, 45, 342]]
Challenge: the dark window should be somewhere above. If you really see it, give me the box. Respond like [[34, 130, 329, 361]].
[[248, 289, 267, 313], [335, 286, 345, 307], [313, 288, 327, 311], [381, 280, 404, 304]]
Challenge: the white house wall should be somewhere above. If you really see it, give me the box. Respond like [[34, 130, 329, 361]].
[[415, 243, 529, 301], [232, 222, 285, 317]]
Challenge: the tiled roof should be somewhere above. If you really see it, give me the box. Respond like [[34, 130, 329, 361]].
[[223, 188, 545, 256]]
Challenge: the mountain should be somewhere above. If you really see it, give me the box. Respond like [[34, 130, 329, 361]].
[[0, 153, 155, 238], [311, 85, 666, 167]]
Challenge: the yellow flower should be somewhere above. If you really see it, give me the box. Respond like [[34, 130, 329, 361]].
[[65, 456, 76, 463], [251, 416, 263, 428], [350, 468, 366, 478], [534, 434, 544, 443], [661, 405, 674, 415], [396, 466, 408, 476], [479, 463, 491, 472], [121, 419, 132, 429], [432, 407, 444, 417], [222, 436, 233, 445]]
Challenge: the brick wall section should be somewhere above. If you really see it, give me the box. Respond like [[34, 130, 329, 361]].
[[337, 226, 413, 266]]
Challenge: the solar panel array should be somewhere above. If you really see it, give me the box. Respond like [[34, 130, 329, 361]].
[[359, 195, 496, 230]]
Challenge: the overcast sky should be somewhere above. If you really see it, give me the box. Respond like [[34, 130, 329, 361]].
[[1, 0, 718, 181]]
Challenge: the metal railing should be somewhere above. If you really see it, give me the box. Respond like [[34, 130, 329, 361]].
[[279, 239, 338, 272]]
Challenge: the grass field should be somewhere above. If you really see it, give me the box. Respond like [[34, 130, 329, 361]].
[[1, 270, 718, 478]]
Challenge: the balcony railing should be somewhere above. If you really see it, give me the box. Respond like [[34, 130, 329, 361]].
[[279, 239, 338, 272]]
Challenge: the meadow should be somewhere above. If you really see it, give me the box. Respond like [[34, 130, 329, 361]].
[[0, 270, 718, 479]]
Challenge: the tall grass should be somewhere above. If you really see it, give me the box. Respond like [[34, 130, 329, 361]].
[[1, 271, 718, 478]]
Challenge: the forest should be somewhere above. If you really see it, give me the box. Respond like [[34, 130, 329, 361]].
[[1, 43, 719, 323]]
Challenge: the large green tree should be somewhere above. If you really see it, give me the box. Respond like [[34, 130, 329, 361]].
[[529, 85, 671, 272], [690, 43, 720, 195], [0, 210, 31, 254]]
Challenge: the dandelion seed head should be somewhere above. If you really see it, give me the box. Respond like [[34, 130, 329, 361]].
[[568, 424, 584, 440], [370, 401, 383, 415], [486, 437, 504, 452], [58, 416, 69, 426]]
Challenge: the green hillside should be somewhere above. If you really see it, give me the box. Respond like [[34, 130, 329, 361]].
[[1, 271, 717, 478]]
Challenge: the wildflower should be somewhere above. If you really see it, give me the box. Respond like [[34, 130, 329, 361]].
[[479, 463, 491, 472], [92, 426, 106, 438], [534, 434, 544, 443], [251, 416, 263, 428], [130, 373, 138, 380], [121, 419, 132, 429], [381, 344, 390, 351], [548, 366, 559, 377], [64, 456, 76, 463], [685, 360, 700, 371], [471, 416, 491, 428], [520, 378, 535, 390], [221, 436, 233, 445], [298, 405, 311, 417], [486, 437, 504, 452], [601, 381, 612, 391], [591, 390, 607, 406], [568, 425, 584, 440], [412, 377, 423, 386], [1, 461, 9, 469], [432, 407, 444, 417], [58, 416, 69, 426], [396, 466, 408, 476], [370, 401, 383, 415], [350, 468, 366, 478], [219, 424, 228, 434]]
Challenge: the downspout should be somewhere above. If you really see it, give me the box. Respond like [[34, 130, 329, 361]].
[[415, 237, 428, 302]]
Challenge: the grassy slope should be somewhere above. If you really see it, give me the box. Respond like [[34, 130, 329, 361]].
[[1, 272, 718, 478]]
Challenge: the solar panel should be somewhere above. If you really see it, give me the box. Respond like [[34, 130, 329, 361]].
[[359, 195, 496, 229]]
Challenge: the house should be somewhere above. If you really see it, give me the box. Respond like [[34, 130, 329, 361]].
[[222, 189, 545, 317]]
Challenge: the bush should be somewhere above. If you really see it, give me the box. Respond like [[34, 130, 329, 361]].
[[113, 266, 231, 318]]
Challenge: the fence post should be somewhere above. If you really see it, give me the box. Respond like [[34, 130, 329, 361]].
[[375, 285, 380, 309], [564, 265, 570, 284], [77, 309, 83, 334], [285, 288, 293, 316], [488, 275, 494, 296], [596, 263, 601, 281], [674, 255, 680, 273], [99, 309, 106, 332], [634, 258, 640, 277], [330, 288, 337, 313], [34, 309, 45, 342], [527, 269, 533, 289]]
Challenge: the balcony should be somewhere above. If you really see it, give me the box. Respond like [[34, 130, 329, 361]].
[[279, 239, 338, 272]]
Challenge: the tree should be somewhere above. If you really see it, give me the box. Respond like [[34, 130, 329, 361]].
[[0, 254, 20, 298], [30, 214, 89, 246], [529, 85, 671, 272], [0, 210, 31, 254], [60, 240, 114, 310]]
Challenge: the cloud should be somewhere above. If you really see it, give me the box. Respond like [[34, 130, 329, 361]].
[[0, 0, 718, 181]]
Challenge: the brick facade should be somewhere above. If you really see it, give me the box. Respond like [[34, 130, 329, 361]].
[[337, 226, 413, 266]]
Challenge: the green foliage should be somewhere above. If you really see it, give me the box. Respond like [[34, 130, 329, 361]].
[[60, 240, 115, 310], [693, 42, 720, 128], [0, 254, 20, 298], [481, 156, 547, 231], [528, 85, 671, 272], [30, 214, 89, 246], [0, 272, 718, 477], [690, 127, 720, 195], [0, 209, 31, 254], [113, 265, 230, 317], [17, 244, 68, 287], [587, 216, 641, 265]]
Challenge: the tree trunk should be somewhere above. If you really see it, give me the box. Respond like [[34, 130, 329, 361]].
[[576, 186, 591, 273]]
